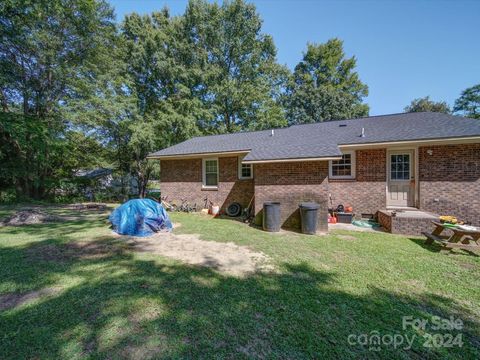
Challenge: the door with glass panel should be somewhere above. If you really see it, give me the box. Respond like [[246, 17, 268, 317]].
[[387, 150, 415, 207]]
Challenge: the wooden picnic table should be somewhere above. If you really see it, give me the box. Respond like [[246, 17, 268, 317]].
[[422, 221, 480, 250]]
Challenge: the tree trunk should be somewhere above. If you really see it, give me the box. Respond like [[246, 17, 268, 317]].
[[138, 173, 147, 198], [136, 167, 151, 200], [0, 88, 8, 111]]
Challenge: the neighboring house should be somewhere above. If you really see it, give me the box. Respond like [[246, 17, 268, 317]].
[[74, 168, 114, 186], [74, 168, 139, 198], [148, 112, 480, 233]]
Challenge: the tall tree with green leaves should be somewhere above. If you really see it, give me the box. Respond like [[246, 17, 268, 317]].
[[404, 96, 451, 114], [120, 10, 206, 197], [184, 0, 288, 133], [285, 38, 369, 125], [453, 84, 480, 119], [0, 0, 116, 199], [116, 0, 289, 195]]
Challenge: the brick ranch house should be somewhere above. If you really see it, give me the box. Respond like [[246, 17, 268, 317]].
[[148, 112, 480, 234]]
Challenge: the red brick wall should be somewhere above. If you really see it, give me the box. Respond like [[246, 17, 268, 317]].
[[160, 151, 388, 228], [159, 143, 480, 228], [328, 149, 386, 217], [254, 161, 329, 231], [160, 157, 254, 212], [419, 144, 480, 225]]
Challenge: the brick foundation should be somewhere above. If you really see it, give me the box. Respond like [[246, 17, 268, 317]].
[[378, 210, 438, 235], [377, 211, 392, 232]]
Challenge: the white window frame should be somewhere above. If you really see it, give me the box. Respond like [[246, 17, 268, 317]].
[[238, 156, 253, 180], [329, 151, 356, 179], [202, 158, 219, 189]]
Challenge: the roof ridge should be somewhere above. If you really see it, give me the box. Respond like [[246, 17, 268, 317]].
[[289, 111, 433, 128], [185, 126, 289, 141]]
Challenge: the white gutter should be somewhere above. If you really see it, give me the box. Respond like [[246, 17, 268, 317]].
[[147, 150, 250, 160], [338, 136, 480, 149]]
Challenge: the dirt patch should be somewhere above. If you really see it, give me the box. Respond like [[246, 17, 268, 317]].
[[337, 234, 358, 241], [0, 287, 62, 311], [1, 209, 62, 226], [127, 233, 273, 276], [403, 279, 426, 290], [457, 262, 477, 270], [27, 231, 273, 277], [121, 335, 166, 359]]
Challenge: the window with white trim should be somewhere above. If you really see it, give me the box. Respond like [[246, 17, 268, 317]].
[[202, 158, 218, 188], [238, 156, 253, 179], [329, 151, 356, 179]]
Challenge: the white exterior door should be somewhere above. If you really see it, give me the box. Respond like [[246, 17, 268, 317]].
[[387, 150, 415, 207]]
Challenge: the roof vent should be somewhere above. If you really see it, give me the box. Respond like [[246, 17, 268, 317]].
[[361, 127, 365, 137], [271, 129, 275, 136], [339, 124, 347, 127]]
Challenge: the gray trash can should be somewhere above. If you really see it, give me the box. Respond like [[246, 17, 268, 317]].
[[263, 202, 281, 232], [299, 202, 320, 234]]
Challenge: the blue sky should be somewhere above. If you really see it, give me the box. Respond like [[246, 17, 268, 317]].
[[109, 0, 480, 115]]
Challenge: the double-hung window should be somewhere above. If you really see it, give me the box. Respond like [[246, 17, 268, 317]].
[[329, 151, 356, 179], [202, 158, 218, 188], [238, 156, 253, 179]]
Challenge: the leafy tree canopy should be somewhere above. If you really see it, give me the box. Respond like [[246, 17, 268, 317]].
[[0, 0, 372, 201], [404, 96, 451, 114], [0, 0, 116, 199], [183, 0, 288, 132], [285, 38, 369, 125], [453, 84, 480, 119]]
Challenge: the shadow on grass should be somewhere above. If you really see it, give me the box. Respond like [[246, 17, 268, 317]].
[[409, 238, 480, 258], [0, 237, 479, 359], [0, 218, 110, 238]]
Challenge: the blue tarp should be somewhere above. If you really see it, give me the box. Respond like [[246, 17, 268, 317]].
[[109, 199, 172, 237]]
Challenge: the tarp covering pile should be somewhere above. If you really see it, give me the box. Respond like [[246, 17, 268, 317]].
[[109, 199, 172, 237]]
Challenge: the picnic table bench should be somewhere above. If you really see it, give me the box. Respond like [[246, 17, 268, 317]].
[[422, 221, 480, 250]]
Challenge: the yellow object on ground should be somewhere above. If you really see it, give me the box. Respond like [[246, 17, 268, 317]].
[[439, 215, 458, 224]]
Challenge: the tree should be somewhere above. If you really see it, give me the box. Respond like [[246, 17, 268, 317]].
[[0, 0, 116, 199], [115, 0, 289, 196], [285, 38, 369, 125], [119, 10, 205, 197], [453, 84, 480, 119], [404, 96, 451, 114], [184, 0, 288, 133]]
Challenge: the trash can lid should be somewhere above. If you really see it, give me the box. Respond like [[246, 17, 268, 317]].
[[299, 202, 320, 209], [263, 201, 280, 206]]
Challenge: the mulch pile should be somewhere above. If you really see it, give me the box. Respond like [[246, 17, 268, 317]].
[[1, 209, 62, 226]]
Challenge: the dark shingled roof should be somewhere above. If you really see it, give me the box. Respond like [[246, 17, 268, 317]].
[[74, 168, 113, 179], [149, 112, 480, 161]]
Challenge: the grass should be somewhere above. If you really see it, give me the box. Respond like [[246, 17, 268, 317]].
[[0, 205, 479, 359]]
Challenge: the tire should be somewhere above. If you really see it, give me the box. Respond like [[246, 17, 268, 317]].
[[226, 202, 242, 217]]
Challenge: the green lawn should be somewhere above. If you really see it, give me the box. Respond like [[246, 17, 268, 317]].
[[0, 205, 479, 359]]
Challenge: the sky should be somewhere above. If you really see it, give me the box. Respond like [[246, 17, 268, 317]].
[[109, 0, 480, 116]]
